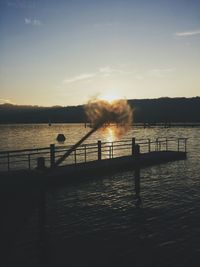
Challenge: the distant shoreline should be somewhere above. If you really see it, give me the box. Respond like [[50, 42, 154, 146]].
[[0, 122, 200, 127], [0, 97, 199, 124]]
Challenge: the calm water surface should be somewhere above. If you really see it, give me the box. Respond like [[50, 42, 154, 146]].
[[1, 124, 200, 266]]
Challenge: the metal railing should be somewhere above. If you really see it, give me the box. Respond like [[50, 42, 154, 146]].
[[0, 137, 187, 171]]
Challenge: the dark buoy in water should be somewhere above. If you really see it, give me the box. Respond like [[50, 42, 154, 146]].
[[57, 134, 66, 142]]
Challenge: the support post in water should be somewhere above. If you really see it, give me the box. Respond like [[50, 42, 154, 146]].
[[28, 154, 31, 169], [37, 157, 46, 169], [135, 168, 141, 203], [98, 140, 102, 161], [134, 144, 140, 160], [38, 184, 47, 266], [7, 152, 10, 171], [50, 144, 55, 168], [134, 153, 142, 207], [132, 138, 136, 156]]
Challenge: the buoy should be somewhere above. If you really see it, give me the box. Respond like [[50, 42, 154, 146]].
[[57, 134, 66, 142]]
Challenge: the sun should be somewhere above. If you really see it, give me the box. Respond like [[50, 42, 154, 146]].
[[99, 92, 122, 103]]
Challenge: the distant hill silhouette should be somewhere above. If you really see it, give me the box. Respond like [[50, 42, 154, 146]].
[[128, 97, 200, 123], [0, 97, 199, 124]]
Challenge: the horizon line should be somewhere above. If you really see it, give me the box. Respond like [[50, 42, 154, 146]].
[[0, 96, 199, 108]]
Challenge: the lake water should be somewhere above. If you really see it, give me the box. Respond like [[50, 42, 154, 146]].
[[1, 124, 200, 266], [0, 123, 197, 151]]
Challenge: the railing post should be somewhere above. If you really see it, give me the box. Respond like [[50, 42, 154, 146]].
[[132, 138, 136, 156], [185, 138, 187, 153], [156, 138, 158, 151], [166, 138, 168, 151], [178, 139, 180, 151], [148, 139, 151, 152], [111, 142, 114, 158], [84, 145, 87, 162], [50, 144, 55, 168], [74, 150, 77, 165], [98, 140, 102, 160]]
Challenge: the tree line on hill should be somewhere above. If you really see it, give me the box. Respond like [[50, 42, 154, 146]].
[[0, 97, 199, 124]]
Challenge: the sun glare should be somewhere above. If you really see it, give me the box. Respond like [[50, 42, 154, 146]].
[[99, 92, 122, 103]]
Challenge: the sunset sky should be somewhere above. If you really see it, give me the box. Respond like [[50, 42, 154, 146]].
[[0, 0, 200, 106]]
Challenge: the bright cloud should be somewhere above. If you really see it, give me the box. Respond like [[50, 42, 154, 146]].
[[63, 73, 97, 84], [63, 66, 132, 84], [24, 18, 42, 26], [99, 66, 131, 77], [0, 98, 14, 104], [175, 30, 200, 37]]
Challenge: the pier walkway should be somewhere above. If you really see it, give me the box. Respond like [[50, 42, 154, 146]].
[[0, 137, 187, 181]]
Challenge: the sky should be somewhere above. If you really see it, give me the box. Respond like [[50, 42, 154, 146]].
[[0, 0, 200, 106]]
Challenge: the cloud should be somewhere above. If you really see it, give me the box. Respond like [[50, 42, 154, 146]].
[[62, 66, 133, 84], [175, 30, 200, 37], [24, 18, 42, 26], [100, 66, 120, 76], [0, 98, 14, 104], [25, 18, 31, 24], [99, 66, 132, 77], [63, 73, 97, 84], [147, 68, 175, 77], [7, 0, 35, 9]]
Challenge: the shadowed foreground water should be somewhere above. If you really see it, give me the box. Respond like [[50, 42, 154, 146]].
[[8, 163, 200, 266], [1, 125, 200, 266]]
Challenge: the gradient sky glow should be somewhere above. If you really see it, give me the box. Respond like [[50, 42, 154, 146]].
[[0, 0, 200, 106]]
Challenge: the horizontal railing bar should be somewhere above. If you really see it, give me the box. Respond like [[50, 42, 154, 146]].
[[6, 159, 32, 164], [57, 143, 98, 149], [114, 147, 131, 151], [0, 138, 182, 155], [55, 146, 97, 153], [102, 139, 131, 144], [0, 152, 50, 159], [85, 151, 98, 155], [0, 147, 50, 154], [0, 142, 182, 160]]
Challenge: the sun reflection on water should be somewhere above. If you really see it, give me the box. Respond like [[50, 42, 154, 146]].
[[102, 125, 118, 143]]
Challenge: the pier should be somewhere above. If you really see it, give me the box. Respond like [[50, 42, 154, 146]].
[[0, 137, 187, 182], [0, 137, 188, 265]]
